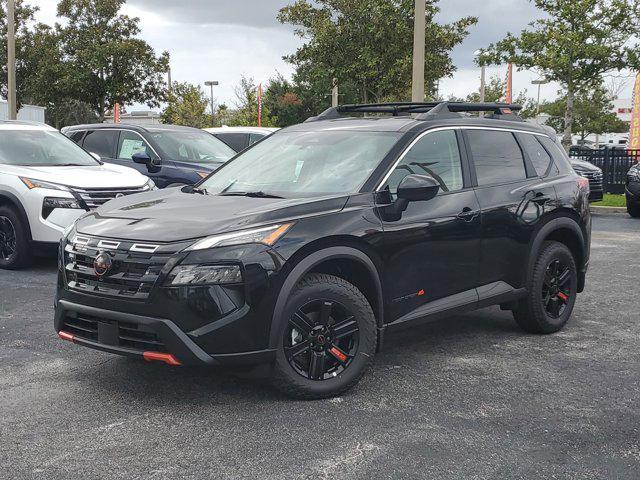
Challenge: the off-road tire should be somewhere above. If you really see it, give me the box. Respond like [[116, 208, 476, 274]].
[[0, 205, 32, 270]]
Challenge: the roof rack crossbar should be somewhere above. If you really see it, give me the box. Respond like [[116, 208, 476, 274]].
[[305, 102, 524, 122]]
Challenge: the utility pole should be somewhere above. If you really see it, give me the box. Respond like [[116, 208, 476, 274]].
[[532, 78, 548, 117], [411, 0, 425, 102], [167, 66, 172, 93], [7, 0, 17, 120], [474, 49, 486, 117], [331, 78, 339, 107]]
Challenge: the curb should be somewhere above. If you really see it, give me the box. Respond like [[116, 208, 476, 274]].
[[590, 205, 627, 214]]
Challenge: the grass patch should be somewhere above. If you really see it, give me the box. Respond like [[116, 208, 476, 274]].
[[591, 194, 626, 207]]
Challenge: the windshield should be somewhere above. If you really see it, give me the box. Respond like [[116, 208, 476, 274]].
[[148, 129, 235, 164], [0, 129, 100, 167], [200, 130, 400, 197]]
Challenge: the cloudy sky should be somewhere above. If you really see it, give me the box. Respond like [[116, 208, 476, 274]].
[[29, 0, 635, 111]]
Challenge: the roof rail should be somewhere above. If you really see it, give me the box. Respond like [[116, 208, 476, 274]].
[[305, 102, 524, 122]]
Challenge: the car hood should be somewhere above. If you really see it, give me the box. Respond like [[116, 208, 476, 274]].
[[570, 159, 601, 172], [75, 188, 350, 242], [0, 163, 149, 189]]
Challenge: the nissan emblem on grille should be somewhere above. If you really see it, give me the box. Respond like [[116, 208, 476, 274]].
[[93, 252, 112, 277]]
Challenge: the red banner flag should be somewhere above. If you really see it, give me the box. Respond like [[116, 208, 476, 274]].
[[628, 73, 640, 149], [505, 63, 513, 104], [257, 84, 263, 127]]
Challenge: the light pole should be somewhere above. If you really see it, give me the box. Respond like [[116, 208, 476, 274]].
[[411, 0, 426, 102], [474, 50, 486, 117], [7, 0, 17, 120], [532, 79, 549, 117], [204, 80, 218, 125]]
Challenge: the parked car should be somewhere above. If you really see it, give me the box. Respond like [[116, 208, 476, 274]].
[[569, 159, 604, 202], [55, 102, 591, 399], [205, 126, 279, 152], [626, 162, 640, 217], [0, 121, 155, 270], [62, 124, 236, 188]]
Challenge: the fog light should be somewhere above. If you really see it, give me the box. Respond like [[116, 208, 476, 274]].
[[165, 264, 242, 286]]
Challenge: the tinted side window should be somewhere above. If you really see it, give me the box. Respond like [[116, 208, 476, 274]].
[[467, 130, 527, 185], [69, 131, 85, 144], [519, 133, 551, 176], [537, 136, 571, 175], [385, 129, 463, 193], [249, 133, 266, 145], [215, 133, 248, 152], [82, 130, 118, 158]]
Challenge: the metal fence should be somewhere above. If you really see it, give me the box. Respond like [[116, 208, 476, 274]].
[[569, 147, 639, 194]]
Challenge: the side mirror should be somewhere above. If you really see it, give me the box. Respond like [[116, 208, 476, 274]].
[[380, 174, 440, 222], [132, 152, 162, 172], [397, 174, 440, 202]]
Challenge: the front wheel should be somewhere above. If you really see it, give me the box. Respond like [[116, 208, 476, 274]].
[[627, 197, 640, 218], [272, 273, 377, 399], [0, 205, 32, 270], [513, 241, 578, 334]]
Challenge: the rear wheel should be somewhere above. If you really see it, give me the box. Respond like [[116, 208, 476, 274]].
[[0, 205, 32, 270], [513, 241, 577, 334], [272, 273, 376, 399]]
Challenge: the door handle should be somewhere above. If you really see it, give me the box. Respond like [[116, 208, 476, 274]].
[[457, 207, 479, 222]]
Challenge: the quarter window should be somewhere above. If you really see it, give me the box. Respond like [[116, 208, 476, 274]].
[[384, 130, 464, 194], [467, 130, 527, 185], [82, 130, 118, 159], [518, 133, 551, 176]]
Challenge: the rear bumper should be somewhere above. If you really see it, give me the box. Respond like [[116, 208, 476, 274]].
[[54, 299, 276, 366]]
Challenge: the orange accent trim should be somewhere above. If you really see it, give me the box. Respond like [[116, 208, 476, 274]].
[[329, 346, 347, 363], [262, 223, 293, 246], [196, 171, 209, 179], [58, 331, 75, 342], [143, 351, 182, 366]]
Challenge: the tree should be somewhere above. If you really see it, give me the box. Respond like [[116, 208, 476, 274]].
[[540, 86, 628, 142], [224, 76, 276, 127], [56, 0, 169, 120], [480, 0, 640, 148], [263, 74, 306, 127], [278, 0, 476, 106], [0, 0, 38, 105], [161, 82, 210, 128]]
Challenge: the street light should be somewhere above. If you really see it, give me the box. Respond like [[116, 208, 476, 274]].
[[532, 79, 549, 117], [474, 49, 486, 117], [204, 80, 219, 125]]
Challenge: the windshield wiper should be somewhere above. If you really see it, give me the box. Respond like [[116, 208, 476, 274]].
[[219, 191, 284, 199]]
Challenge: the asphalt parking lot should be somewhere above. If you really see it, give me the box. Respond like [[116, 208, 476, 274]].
[[1, 213, 639, 480]]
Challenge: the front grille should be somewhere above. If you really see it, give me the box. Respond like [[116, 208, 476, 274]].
[[72, 185, 151, 209], [64, 235, 182, 300], [577, 169, 603, 191], [63, 312, 167, 352]]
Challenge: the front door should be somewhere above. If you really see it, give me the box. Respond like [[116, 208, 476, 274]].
[[376, 129, 482, 321]]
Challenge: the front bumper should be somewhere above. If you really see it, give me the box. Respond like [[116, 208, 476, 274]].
[[55, 299, 276, 366]]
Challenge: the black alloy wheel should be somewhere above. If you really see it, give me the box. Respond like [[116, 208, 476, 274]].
[[0, 216, 17, 261], [284, 299, 359, 381], [541, 258, 572, 319]]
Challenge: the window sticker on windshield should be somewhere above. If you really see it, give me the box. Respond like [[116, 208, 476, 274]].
[[120, 139, 146, 159]]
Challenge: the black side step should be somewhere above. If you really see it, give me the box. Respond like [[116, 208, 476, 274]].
[[386, 281, 526, 331]]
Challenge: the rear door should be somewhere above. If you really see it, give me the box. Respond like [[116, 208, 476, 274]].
[[377, 128, 482, 321], [113, 130, 176, 187], [464, 128, 557, 291]]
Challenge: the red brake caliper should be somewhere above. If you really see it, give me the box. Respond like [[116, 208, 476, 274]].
[[329, 346, 347, 363], [557, 292, 568, 303]]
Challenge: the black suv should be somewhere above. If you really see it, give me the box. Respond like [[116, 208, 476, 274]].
[[62, 124, 236, 188], [626, 162, 640, 217], [55, 102, 591, 399]]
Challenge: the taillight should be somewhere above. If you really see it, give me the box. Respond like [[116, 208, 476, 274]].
[[577, 176, 590, 192]]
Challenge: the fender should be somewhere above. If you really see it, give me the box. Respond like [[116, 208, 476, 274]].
[[268, 246, 384, 350], [525, 216, 586, 288], [0, 189, 32, 242]]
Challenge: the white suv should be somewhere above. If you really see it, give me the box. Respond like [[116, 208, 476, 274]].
[[0, 121, 155, 269]]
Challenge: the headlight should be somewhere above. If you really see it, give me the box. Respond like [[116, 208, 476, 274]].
[[187, 223, 294, 251], [21, 177, 69, 191], [42, 197, 82, 219], [165, 264, 242, 286]]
